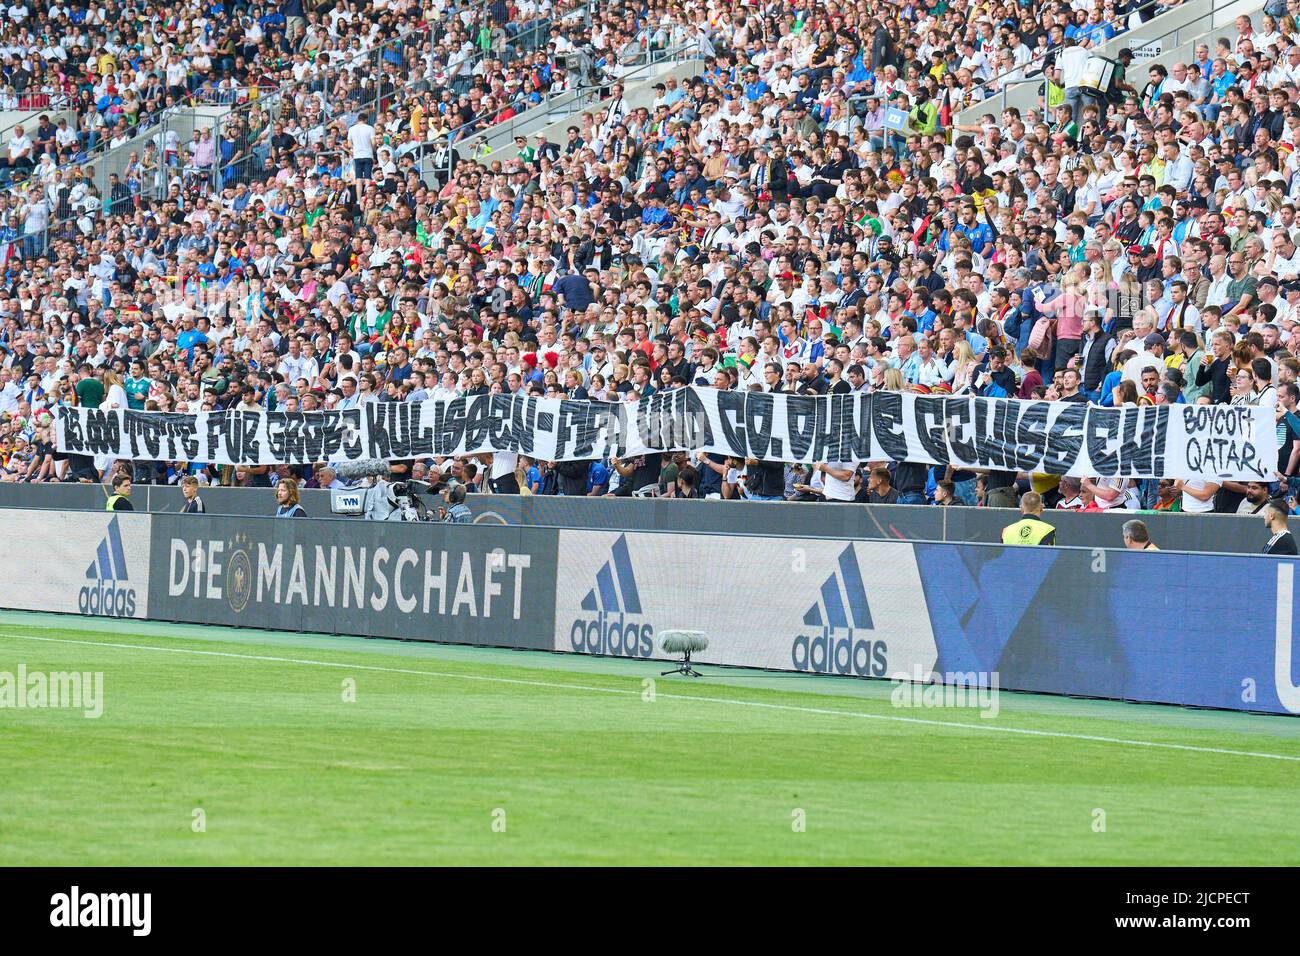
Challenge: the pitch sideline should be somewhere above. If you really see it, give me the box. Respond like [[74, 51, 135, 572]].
[[6, 631, 1300, 764]]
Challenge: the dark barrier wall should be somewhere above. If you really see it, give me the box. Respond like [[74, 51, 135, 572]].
[[148, 515, 558, 650], [0, 482, 1283, 555], [0, 482, 324, 516], [464, 494, 1281, 555]]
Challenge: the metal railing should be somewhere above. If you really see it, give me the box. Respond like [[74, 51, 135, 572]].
[[209, 14, 565, 194], [1127, 0, 1263, 61], [19, 10, 577, 252], [963, 0, 1169, 104], [12, 4, 691, 258], [27, 110, 185, 257], [966, 0, 1259, 122], [418, 34, 698, 187], [5, 4, 553, 212], [0, 65, 297, 208]]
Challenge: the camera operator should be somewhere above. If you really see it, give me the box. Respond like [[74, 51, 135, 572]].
[[439, 482, 473, 523], [335, 458, 426, 521]]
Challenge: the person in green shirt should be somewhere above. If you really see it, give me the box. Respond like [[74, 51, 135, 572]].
[[304, 201, 327, 229], [1223, 253, 1258, 321], [1050, 104, 1078, 145], [1178, 331, 1211, 404], [513, 135, 535, 165], [124, 359, 151, 410], [909, 89, 938, 137], [349, 303, 391, 347], [74, 364, 104, 409]]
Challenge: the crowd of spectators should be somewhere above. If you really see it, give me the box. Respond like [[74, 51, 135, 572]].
[[2, 0, 1300, 519]]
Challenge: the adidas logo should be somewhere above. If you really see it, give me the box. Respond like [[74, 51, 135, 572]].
[[86, 516, 129, 583], [78, 517, 137, 617], [803, 544, 873, 631], [570, 534, 654, 657], [792, 545, 887, 678], [579, 533, 642, 615]]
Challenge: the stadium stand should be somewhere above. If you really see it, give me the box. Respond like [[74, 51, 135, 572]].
[[3, 0, 1300, 523]]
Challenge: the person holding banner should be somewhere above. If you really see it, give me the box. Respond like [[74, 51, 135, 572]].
[[814, 461, 857, 503], [482, 452, 520, 495], [22, 0, 1296, 515]]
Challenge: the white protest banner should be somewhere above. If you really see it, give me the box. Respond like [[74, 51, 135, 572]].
[[55, 388, 1277, 481]]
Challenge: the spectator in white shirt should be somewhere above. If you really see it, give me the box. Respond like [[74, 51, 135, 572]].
[[348, 115, 376, 180], [1268, 231, 1300, 281], [0, 124, 34, 171], [278, 337, 319, 384]]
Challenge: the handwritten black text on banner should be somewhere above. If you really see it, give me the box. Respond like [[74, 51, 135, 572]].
[[54, 389, 1276, 481]]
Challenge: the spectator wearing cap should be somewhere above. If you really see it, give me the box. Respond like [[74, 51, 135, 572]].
[[912, 253, 945, 294], [1123, 331, 1169, 386], [1280, 281, 1300, 326], [1134, 245, 1162, 284]]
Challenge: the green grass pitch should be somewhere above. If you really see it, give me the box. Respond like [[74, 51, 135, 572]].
[[1, 611, 1298, 865]]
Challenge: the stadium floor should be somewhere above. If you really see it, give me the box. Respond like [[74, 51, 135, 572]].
[[0, 611, 1297, 866]]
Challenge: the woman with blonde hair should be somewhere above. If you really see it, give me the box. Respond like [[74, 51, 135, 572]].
[[881, 368, 904, 392], [1087, 256, 1114, 292], [1093, 151, 1122, 202], [1113, 269, 1143, 332], [1035, 263, 1088, 369], [949, 340, 979, 393], [1280, 13, 1300, 43], [101, 370, 129, 411], [1085, 257, 1115, 320], [1264, 190, 1285, 222]]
